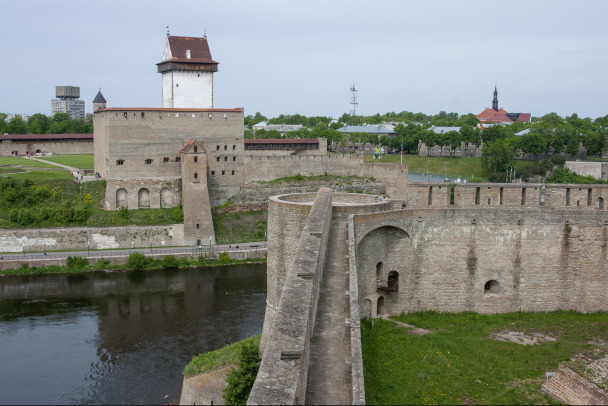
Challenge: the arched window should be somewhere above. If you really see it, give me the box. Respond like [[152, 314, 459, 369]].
[[138, 188, 150, 209], [377, 296, 384, 316], [387, 271, 399, 291], [116, 188, 127, 209], [484, 280, 500, 296]]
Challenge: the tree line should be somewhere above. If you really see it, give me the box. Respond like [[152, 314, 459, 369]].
[[0, 112, 93, 135]]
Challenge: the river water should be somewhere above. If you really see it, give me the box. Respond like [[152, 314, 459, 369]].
[[0, 264, 267, 405]]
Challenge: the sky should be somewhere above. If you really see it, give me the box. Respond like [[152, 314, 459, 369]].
[[2, 0, 607, 120]]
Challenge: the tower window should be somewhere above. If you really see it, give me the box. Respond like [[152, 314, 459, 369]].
[[221, 170, 225, 175], [196, 223, 200, 229], [194, 156, 198, 163], [141, 112, 145, 118], [123, 112, 127, 118], [194, 173, 198, 179], [116, 160, 124, 166], [176, 84, 179, 87], [211, 170, 215, 175], [231, 170, 235, 175], [233, 157, 236, 161], [216, 157, 220, 162], [232, 145, 236, 150], [216, 145, 220, 150], [163, 157, 169, 163], [194, 147, 198, 153], [145, 159, 153, 165], [176, 157, 181, 163], [224, 157, 227, 162], [224, 145, 227, 150]]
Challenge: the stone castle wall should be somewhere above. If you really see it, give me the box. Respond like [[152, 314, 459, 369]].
[[353, 208, 608, 317], [542, 363, 608, 405], [0, 140, 93, 157]]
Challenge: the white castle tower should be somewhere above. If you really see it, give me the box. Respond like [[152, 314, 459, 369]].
[[157, 33, 219, 108]]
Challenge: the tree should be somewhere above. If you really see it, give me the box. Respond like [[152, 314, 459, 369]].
[[27, 113, 50, 134], [481, 139, 515, 173], [0, 113, 7, 134], [517, 132, 547, 158], [582, 130, 605, 157], [222, 341, 261, 405], [7, 116, 28, 134], [47, 113, 71, 134]]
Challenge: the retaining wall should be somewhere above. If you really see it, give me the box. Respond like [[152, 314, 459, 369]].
[[542, 363, 608, 405]]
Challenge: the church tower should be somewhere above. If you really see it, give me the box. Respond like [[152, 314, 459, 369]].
[[157, 33, 219, 109], [492, 85, 499, 111]]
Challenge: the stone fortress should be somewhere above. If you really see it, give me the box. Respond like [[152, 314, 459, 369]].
[[93, 33, 404, 245]]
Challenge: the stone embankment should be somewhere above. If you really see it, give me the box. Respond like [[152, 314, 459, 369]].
[[543, 361, 608, 405]]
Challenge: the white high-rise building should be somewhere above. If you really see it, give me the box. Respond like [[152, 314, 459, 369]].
[[157, 34, 219, 109]]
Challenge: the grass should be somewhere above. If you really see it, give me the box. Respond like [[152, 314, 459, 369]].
[[1, 170, 74, 181], [365, 155, 493, 180], [37, 154, 94, 169], [213, 210, 268, 244], [362, 310, 608, 405], [0, 156, 57, 168], [184, 335, 261, 378], [257, 173, 372, 185]]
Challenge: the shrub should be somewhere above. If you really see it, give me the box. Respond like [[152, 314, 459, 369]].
[[516, 168, 530, 180], [219, 252, 231, 264], [551, 154, 567, 166], [118, 205, 129, 219], [93, 259, 111, 270], [172, 204, 184, 222], [179, 256, 191, 267], [222, 341, 261, 405], [126, 252, 149, 270], [66, 256, 89, 270], [488, 172, 507, 183], [161, 255, 179, 269]]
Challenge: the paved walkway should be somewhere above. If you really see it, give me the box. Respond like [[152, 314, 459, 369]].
[[28, 157, 96, 183], [305, 219, 351, 405]]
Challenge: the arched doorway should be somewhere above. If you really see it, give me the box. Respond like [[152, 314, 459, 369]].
[[387, 271, 399, 291], [160, 187, 173, 208], [596, 197, 604, 210], [377, 296, 384, 316], [484, 280, 500, 296], [116, 188, 127, 208], [138, 188, 150, 209]]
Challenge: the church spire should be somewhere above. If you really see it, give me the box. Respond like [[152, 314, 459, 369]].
[[492, 85, 499, 111]]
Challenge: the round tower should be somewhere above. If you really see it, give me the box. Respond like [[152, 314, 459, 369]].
[[157, 33, 219, 109]]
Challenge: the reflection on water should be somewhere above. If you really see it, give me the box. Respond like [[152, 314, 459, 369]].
[[0, 264, 267, 405]]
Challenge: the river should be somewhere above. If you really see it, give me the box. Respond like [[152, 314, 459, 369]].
[[0, 264, 267, 405]]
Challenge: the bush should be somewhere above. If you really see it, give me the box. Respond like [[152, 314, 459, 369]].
[[551, 154, 567, 166], [161, 255, 179, 269], [93, 259, 111, 270], [488, 172, 507, 183], [222, 341, 261, 405], [172, 204, 184, 222], [126, 252, 149, 270], [516, 168, 530, 180], [179, 256, 191, 267], [219, 252, 231, 264], [66, 256, 89, 270], [118, 205, 129, 219]]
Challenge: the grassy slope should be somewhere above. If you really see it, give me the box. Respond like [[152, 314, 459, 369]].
[[365, 155, 493, 180], [362, 311, 608, 405], [212, 210, 267, 244], [184, 335, 261, 378], [0, 156, 57, 168], [38, 154, 94, 169]]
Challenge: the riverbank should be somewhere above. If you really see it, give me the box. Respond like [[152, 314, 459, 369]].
[[0, 249, 266, 276]]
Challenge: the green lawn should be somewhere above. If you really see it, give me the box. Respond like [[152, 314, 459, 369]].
[[184, 335, 261, 378], [365, 155, 493, 180], [38, 154, 94, 169], [1, 170, 74, 181], [0, 156, 57, 168], [362, 311, 607, 405]]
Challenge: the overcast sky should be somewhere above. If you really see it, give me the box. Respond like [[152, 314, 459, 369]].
[[2, 0, 607, 119]]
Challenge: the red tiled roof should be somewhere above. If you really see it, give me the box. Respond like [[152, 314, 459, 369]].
[[516, 113, 532, 122], [0, 134, 93, 141], [162, 36, 218, 65], [486, 113, 513, 123], [180, 139, 196, 153], [245, 139, 319, 144]]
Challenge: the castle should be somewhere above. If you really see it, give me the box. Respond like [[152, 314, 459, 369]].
[[93, 33, 405, 245]]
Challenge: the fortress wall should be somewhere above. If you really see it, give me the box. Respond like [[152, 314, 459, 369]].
[[94, 109, 245, 186], [359, 163, 408, 201], [0, 140, 93, 157], [353, 208, 608, 316], [565, 161, 608, 180], [104, 178, 181, 211], [0, 224, 185, 252], [242, 154, 364, 184], [251, 188, 333, 405], [407, 183, 608, 211], [260, 194, 316, 354], [542, 363, 608, 405]]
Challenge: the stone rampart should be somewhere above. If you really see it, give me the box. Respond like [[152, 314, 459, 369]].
[[566, 161, 608, 181], [0, 224, 184, 252], [352, 207, 608, 317], [249, 188, 333, 405], [542, 363, 608, 405], [407, 182, 608, 210], [0, 140, 93, 157], [180, 364, 232, 405]]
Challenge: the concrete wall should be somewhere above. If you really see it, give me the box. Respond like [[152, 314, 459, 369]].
[[0, 224, 185, 252], [353, 208, 608, 317], [250, 188, 333, 405], [0, 140, 93, 156]]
